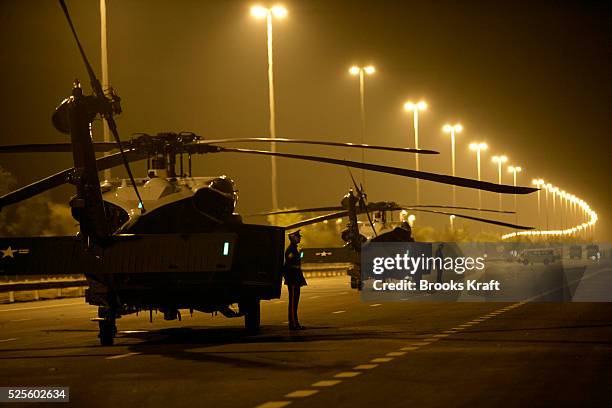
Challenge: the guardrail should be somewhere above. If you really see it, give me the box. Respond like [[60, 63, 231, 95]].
[[0, 263, 352, 304]]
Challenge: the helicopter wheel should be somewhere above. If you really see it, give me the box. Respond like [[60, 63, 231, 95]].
[[98, 307, 117, 346], [243, 298, 261, 334]]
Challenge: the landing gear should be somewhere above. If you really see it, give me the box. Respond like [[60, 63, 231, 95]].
[[241, 298, 261, 334], [98, 307, 117, 346]]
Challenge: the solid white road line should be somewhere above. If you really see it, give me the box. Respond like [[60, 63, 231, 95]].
[[0, 302, 84, 313]]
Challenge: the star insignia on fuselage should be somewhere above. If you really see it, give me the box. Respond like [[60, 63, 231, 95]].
[[1, 246, 16, 258]]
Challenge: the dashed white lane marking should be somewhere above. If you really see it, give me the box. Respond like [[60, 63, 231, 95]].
[[0, 302, 84, 313], [308, 296, 320, 299], [334, 371, 361, 378], [286, 390, 318, 398], [255, 302, 527, 408], [312, 380, 342, 387], [371, 357, 394, 363], [369, 303, 382, 307], [0, 338, 19, 343], [255, 402, 291, 408], [9, 318, 31, 322], [354, 364, 378, 370], [106, 352, 141, 360]]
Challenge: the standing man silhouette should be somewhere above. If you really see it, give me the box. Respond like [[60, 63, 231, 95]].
[[284, 230, 307, 330]]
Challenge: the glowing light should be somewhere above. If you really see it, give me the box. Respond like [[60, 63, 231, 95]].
[[349, 65, 376, 76], [250, 5, 268, 18], [443, 123, 462, 133], [492, 155, 508, 163], [271, 5, 287, 18], [251, 5, 287, 19], [470, 142, 487, 151], [364, 65, 376, 75], [404, 100, 427, 112], [501, 180, 598, 240]]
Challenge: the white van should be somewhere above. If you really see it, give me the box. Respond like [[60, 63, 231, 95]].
[[518, 248, 559, 265]]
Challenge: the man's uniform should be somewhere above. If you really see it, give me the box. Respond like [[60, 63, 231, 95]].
[[284, 230, 307, 330]]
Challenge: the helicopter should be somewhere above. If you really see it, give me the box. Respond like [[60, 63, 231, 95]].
[[0, 0, 538, 345], [251, 171, 535, 289]]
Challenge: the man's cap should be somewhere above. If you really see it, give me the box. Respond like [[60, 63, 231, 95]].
[[288, 229, 301, 238]]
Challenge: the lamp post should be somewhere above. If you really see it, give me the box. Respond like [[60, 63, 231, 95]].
[[100, 0, 111, 181], [251, 4, 287, 210], [532, 179, 544, 229], [349, 65, 375, 186], [544, 183, 552, 230], [492, 155, 508, 211], [469, 142, 488, 211], [442, 123, 462, 206], [552, 187, 559, 229], [404, 101, 427, 205], [507, 165, 522, 223], [449, 214, 455, 233]]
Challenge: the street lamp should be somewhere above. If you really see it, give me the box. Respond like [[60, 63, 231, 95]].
[[404, 101, 427, 205], [469, 142, 488, 211], [100, 0, 111, 181], [492, 155, 508, 211], [442, 123, 462, 206], [531, 178, 544, 228], [507, 165, 522, 223], [349, 64, 375, 186], [251, 4, 288, 210]]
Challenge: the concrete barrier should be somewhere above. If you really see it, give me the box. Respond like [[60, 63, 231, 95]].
[[0, 263, 353, 304]]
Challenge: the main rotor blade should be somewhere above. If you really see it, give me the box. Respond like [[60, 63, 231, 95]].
[[349, 203, 531, 229], [0, 150, 148, 209], [0, 142, 120, 153], [95, 149, 149, 171], [249, 206, 344, 216], [399, 204, 515, 214], [285, 211, 349, 229], [195, 138, 438, 155], [205, 146, 538, 194], [398, 207, 534, 230], [0, 169, 73, 209]]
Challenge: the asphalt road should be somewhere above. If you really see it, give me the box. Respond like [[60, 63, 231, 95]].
[[0, 274, 611, 408]]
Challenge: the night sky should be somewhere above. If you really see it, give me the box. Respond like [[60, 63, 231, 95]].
[[0, 0, 610, 239]]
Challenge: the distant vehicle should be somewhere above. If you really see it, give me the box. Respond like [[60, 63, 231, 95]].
[[518, 248, 559, 265], [586, 244, 600, 261], [569, 245, 582, 259]]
